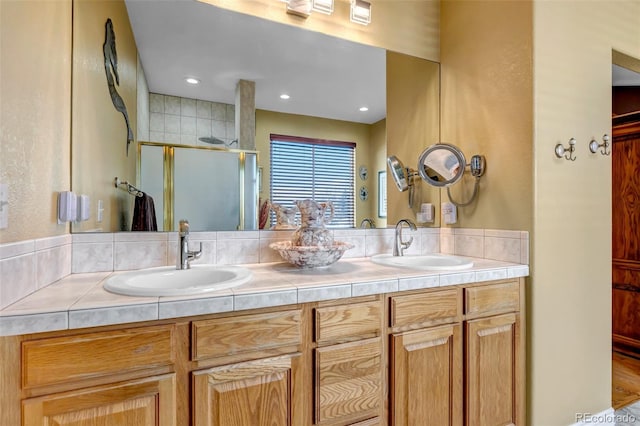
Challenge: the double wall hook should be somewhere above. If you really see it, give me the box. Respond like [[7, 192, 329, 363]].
[[555, 138, 577, 161], [589, 134, 611, 156]]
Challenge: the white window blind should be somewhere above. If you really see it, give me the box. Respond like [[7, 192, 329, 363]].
[[270, 134, 355, 228]]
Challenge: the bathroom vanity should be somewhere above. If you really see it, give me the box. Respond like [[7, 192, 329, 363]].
[[0, 259, 526, 426]]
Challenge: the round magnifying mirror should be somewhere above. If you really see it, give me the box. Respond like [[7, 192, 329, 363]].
[[387, 155, 410, 192], [417, 143, 466, 187]]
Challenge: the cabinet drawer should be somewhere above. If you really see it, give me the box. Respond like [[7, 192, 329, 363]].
[[22, 325, 174, 389], [315, 301, 381, 344], [315, 338, 382, 424], [390, 288, 460, 329], [192, 310, 301, 361], [465, 281, 520, 317]]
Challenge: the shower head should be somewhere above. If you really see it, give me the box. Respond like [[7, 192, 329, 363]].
[[198, 137, 226, 145]]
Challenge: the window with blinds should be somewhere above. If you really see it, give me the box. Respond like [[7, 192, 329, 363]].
[[270, 134, 355, 228]]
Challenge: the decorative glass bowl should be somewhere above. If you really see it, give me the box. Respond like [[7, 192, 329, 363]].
[[269, 241, 354, 268]]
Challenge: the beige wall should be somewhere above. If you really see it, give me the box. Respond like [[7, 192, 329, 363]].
[[531, 1, 640, 424], [255, 109, 377, 227], [440, 0, 533, 232], [72, 0, 138, 232], [199, 0, 440, 62], [0, 0, 72, 244], [442, 0, 640, 424], [386, 51, 441, 227], [370, 118, 387, 228]]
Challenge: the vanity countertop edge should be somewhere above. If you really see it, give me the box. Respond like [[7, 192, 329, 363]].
[[0, 256, 529, 337]]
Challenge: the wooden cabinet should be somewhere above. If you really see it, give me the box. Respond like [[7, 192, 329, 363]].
[[0, 279, 525, 426], [464, 283, 525, 426], [612, 112, 640, 355], [192, 310, 304, 426], [389, 288, 463, 426], [314, 300, 383, 425], [315, 338, 382, 424], [390, 281, 524, 426], [390, 324, 462, 426], [192, 354, 302, 426], [23, 374, 176, 426], [466, 314, 521, 426]]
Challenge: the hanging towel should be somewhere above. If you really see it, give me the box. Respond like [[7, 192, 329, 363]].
[[131, 193, 158, 231]]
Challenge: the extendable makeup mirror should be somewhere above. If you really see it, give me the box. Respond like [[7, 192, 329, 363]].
[[387, 155, 419, 208], [417, 144, 486, 207]]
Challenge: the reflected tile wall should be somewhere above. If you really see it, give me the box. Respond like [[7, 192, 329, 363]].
[[148, 93, 235, 147]]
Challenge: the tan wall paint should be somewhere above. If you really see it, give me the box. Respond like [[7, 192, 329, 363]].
[[72, 0, 138, 232], [198, 0, 440, 62], [370, 118, 387, 228], [442, 0, 640, 424], [440, 0, 533, 232], [0, 0, 72, 244], [255, 109, 376, 227], [531, 1, 640, 424], [386, 51, 441, 227]]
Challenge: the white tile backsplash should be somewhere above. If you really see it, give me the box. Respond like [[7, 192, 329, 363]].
[[0, 253, 36, 309], [114, 241, 168, 271], [0, 227, 530, 310], [36, 244, 71, 289], [1, 235, 72, 309]]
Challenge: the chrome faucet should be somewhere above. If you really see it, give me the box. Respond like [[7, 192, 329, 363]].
[[393, 219, 417, 256], [177, 219, 202, 270], [360, 218, 376, 229]]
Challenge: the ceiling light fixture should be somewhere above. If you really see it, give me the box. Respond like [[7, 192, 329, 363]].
[[359, 106, 369, 112], [280, 94, 290, 100], [286, 0, 312, 18], [185, 77, 199, 85], [350, 0, 371, 25], [312, 0, 334, 15]]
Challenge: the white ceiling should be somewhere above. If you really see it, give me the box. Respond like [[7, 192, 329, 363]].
[[124, 0, 386, 124]]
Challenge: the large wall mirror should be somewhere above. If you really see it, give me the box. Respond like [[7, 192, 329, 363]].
[[71, 0, 440, 233]]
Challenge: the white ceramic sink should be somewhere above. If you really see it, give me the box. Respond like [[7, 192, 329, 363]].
[[104, 265, 252, 297], [370, 254, 474, 271]]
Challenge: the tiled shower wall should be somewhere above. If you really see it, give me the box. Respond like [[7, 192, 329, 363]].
[[148, 93, 236, 146], [0, 228, 529, 310]]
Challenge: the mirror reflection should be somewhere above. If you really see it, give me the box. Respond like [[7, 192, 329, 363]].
[[71, 1, 440, 232], [417, 143, 466, 187]]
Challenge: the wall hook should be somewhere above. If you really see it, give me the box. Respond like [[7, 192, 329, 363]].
[[588, 134, 611, 156], [555, 138, 577, 161]]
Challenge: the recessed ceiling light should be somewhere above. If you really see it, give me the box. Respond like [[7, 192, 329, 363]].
[[280, 94, 290, 100], [185, 77, 199, 85], [359, 106, 369, 112]]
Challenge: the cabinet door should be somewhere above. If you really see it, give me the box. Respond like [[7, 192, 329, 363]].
[[390, 324, 462, 426], [22, 374, 176, 426], [466, 313, 522, 426], [193, 354, 301, 426], [315, 338, 382, 424]]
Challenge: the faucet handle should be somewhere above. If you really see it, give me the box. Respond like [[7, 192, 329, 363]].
[[402, 236, 414, 249], [179, 219, 190, 235]]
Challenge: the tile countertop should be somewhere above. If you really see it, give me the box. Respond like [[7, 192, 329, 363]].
[[0, 256, 529, 337]]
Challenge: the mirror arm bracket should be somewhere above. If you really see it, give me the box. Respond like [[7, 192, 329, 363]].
[[446, 176, 481, 208]]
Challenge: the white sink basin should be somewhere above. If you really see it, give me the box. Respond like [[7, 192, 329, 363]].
[[104, 265, 252, 297], [370, 254, 474, 271]]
